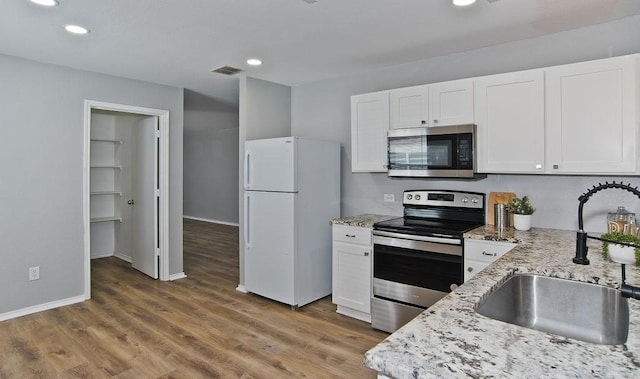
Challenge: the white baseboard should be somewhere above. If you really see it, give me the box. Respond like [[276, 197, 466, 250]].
[[183, 215, 239, 227], [336, 305, 372, 323], [0, 295, 86, 322], [236, 284, 248, 293], [169, 272, 187, 281], [91, 252, 114, 259], [114, 252, 132, 263]]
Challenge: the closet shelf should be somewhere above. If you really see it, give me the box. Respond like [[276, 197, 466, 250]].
[[90, 191, 122, 196], [90, 216, 122, 223], [91, 139, 122, 144]]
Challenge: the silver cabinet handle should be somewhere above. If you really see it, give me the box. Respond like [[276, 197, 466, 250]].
[[482, 251, 497, 256], [345, 234, 356, 238], [364, 252, 369, 256], [467, 266, 474, 272], [127, 199, 135, 205]]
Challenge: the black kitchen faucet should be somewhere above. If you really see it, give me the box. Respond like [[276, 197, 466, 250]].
[[574, 181, 640, 300]]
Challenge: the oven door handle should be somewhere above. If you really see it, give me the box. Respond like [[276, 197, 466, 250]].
[[372, 234, 462, 256], [373, 230, 461, 245]]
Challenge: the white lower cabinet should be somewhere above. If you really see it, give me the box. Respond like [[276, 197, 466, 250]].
[[464, 239, 516, 282], [332, 224, 373, 322]]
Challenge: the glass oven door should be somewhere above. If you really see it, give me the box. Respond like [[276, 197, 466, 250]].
[[372, 235, 463, 292]]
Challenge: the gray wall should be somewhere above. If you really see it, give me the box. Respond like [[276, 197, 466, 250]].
[[291, 15, 640, 234], [184, 90, 239, 224], [0, 53, 184, 315], [238, 76, 292, 289]]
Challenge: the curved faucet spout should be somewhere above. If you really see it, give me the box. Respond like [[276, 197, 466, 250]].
[[575, 181, 640, 265]]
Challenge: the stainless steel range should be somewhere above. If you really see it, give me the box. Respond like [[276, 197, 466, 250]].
[[371, 190, 485, 333]]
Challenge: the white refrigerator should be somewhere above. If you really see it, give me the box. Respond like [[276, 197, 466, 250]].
[[244, 136, 340, 308]]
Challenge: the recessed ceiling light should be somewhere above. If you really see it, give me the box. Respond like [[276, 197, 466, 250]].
[[453, 0, 477, 6], [247, 58, 263, 66], [30, 0, 59, 6], [64, 24, 90, 35]]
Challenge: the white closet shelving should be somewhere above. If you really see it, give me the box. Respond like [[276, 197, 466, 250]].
[[89, 116, 124, 257]]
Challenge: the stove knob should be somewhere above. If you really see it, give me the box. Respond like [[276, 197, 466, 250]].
[[462, 197, 469, 203], [406, 194, 412, 200], [471, 197, 479, 204], [415, 194, 421, 200]]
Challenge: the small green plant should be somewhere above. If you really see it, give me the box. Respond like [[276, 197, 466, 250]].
[[601, 232, 640, 266], [506, 195, 536, 215]]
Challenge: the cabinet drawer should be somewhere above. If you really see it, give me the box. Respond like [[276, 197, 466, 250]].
[[333, 225, 371, 245], [464, 239, 516, 264]]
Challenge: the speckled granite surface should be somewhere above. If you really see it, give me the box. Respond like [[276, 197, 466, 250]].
[[464, 224, 523, 243], [365, 227, 640, 378], [330, 214, 397, 229]]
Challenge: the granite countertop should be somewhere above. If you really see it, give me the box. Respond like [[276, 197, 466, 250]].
[[330, 213, 397, 229], [463, 224, 525, 243], [365, 227, 640, 378]]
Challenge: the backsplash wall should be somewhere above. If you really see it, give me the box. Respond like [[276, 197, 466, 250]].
[[341, 168, 640, 233], [291, 15, 640, 233]]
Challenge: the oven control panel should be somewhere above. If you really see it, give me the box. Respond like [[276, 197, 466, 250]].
[[403, 190, 484, 209]]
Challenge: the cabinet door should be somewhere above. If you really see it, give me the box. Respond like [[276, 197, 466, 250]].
[[390, 85, 429, 129], [546, 56, 637, 174], [351, 92, 389, 172], [332, 241, 371, 314], [464, 260, 487, 282], [474, 70, 545, 173], [429, 79, 474, 127]]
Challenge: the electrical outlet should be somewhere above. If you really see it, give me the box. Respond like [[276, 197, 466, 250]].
[[29, 266, 40, 281], [383, 194, 395, 202]]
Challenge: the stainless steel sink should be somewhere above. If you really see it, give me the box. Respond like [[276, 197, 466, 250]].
[[475, 274, 629, 345]]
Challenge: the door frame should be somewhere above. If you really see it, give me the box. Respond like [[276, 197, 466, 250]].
[[83, 100, 170, 299]]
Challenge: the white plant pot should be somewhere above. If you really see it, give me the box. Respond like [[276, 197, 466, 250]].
[[513, 214, 532, 231], [608, 244, 637, 265]]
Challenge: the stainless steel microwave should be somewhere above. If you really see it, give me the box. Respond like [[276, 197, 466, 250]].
[[387, 124, 481, 178]]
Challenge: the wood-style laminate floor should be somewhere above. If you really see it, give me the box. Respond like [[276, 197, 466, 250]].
[[0, 219, 388, 378]]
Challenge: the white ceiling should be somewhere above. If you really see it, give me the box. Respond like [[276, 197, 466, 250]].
[[1, 0, 639, 105]]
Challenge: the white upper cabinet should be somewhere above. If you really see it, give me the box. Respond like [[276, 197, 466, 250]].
[[474, 70, 546, 173], [389, 85, 429, 129], [350, 54, 639, 174], [545, 55, 638, 174], [390, 81, 474, 129], [429, 79, 474, 127], [351, 91, 390, 172]]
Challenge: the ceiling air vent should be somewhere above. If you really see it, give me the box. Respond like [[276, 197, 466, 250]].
[[211, 65, 244, 76]]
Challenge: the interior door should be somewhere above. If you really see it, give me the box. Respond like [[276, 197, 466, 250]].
[[132, 116, 159, 278]]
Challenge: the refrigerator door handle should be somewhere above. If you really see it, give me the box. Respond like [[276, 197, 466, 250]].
[[244, 194, 251, 248], [244, 150, 251, 189]]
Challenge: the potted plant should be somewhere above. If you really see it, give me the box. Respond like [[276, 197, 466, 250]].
[[506, 195, 535, 231], [601, 232, 640, 266]]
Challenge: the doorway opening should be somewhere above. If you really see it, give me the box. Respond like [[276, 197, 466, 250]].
[[83, 100, 170, 299]]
